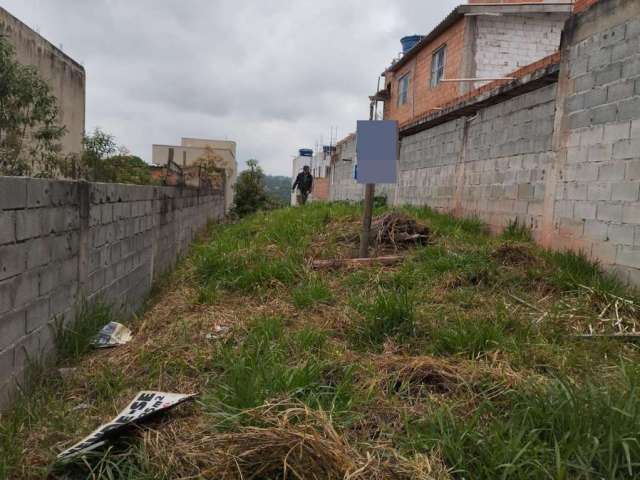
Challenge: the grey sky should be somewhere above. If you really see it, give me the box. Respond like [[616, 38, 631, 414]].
[[1, 0, 460, 175]]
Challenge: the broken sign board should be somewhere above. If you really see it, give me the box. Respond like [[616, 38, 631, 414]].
[[356, 120, 398, 184], [57, 391, 196, 461], [91, 322, 132, 348]]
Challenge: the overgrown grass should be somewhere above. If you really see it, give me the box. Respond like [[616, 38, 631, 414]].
[[55, 301, 113, 362], [405, 362, 640, 480], [292, 277, 334, 309], [205, 316, 356, 425], [350, 287, 416, 350], [4, 202, 640, 479], [501, 218, 533, 242]]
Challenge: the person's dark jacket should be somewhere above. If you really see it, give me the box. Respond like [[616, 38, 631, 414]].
[[292, 172, 313, 193]]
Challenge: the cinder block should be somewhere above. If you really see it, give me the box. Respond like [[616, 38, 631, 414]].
[[0, 347, 14, 378], [588, 144, 613, 163], [0, 212, 15, 245], [592, 241, 618, 265], [0, 310, 25, 351], [26, 179, 52, 208], [0, 178, 27, 210], [612, 182, 639, 201], [25, 238, 50, 270], [580, 126, 604, 146], [0, 243, 26, 281], [597, 203, 623, 222], [591, 104, 618, 125], [608, 223, 635, 245], [26, 298, 50, 334], [574, 201, 597, 220], [598, 163, 626, 181], [584, 88, 608, 108], [569, 111, 592, 130], [622, 203, 640, 223], [613, 139, 640, 160], [618, 97, 640, 122], [575, 73, 596, 93], [13, 271, 39, 309], [595, 62, 622, 86], [584, 220, 609, 241], [616, 246, 640, 269], [603, 122, 631, 143], [627, 160, 640, 181], [15, 210, 42, 241], [608, 80, 635, 103]]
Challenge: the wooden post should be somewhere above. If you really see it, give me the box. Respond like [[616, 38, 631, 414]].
[[359, 101, 377, 258]]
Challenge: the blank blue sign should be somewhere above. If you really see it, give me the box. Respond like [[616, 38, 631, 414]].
[[356, 120, 398, 184]]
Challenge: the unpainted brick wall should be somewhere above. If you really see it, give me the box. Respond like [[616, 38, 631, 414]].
[[0, 179, 225, 408]]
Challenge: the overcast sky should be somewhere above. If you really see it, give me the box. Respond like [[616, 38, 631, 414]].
[[1, 0, 459, 176]]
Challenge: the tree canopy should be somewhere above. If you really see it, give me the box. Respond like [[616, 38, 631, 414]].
[[0, 37, 66, 176]]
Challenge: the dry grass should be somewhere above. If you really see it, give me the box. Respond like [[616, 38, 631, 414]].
[[143, 403, 450, 480]]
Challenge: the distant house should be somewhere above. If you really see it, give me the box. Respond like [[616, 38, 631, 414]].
[[152, 138, 237, 212], [380, 0, 572, 127], [0, 6, 86, 160]]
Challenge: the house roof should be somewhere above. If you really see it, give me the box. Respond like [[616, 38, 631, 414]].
[[386, 2, 573, 74]]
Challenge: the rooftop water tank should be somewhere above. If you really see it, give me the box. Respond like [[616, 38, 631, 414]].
[[299, 149, 313, 157], [400, 35, 424, 54]]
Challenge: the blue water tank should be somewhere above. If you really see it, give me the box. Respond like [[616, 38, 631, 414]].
[[400, 35, 424, 54], [299, 148, 313, 157]]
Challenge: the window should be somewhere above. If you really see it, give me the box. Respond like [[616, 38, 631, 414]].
[[397, 74, 410, 106], [431, 45, 446, 88]]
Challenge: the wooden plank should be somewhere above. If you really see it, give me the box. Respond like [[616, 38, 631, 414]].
[[311, 255, 404, 270]]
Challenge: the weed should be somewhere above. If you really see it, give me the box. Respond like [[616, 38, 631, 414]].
[[55, 301, 113, 362], [406, 363, 640, 480], [430, 316, 510, 358], [206, 317, 332, 417], [402, 205, 487, 242], [292, 277, 334, 309], [351, 287, 416, 350], [501, 219, 533, 242]]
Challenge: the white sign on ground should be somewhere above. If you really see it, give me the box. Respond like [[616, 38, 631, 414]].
[[57, 391, 196, 461]]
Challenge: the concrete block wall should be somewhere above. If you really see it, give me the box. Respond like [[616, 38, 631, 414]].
[[0, 178, 225, 407], [329, 0, 640, 286], [462, 84, 557, 232], [329, 135, 396, 203], [474, 14, 565, 88], [550, 0, 640, 284]]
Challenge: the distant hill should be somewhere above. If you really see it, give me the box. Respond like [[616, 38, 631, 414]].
[[264, 175, 292, 205]]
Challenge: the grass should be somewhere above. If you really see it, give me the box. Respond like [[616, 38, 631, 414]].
[[2, 202, 640, 479], [292, 277, 334, 309], [405, 362, 640, 480], [351, 287, 416, 350], [55, 301, 114, 362]]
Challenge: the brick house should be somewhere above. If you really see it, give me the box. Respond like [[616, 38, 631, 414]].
[[380, 0, 573, 127]]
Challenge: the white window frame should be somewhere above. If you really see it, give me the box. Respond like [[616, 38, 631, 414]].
[[397, 74, 410, 106], [431, 45, 447, 88]]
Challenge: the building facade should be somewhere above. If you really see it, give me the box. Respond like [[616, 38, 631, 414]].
[[152, 138, 237, 212], [0, 7, 86, 159], [382, 1, 571, 127]]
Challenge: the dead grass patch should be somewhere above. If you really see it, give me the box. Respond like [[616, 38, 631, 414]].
[[143, 403, 451, 479]]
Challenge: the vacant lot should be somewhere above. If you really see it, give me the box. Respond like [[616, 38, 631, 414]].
[[2, 202, 640, 479]]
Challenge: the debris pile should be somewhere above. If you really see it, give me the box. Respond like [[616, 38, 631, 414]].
[[371, 212, 429, 250]]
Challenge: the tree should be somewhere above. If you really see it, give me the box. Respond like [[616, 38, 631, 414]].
[[232, 159, 271, 217], [80, 128, 155, 185], [0, 37, 66, 176]]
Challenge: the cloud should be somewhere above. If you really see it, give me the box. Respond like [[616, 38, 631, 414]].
[[2, 0, 460, 175]]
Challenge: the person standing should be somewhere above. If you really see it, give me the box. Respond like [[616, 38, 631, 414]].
[[292, 165, 314, 205]]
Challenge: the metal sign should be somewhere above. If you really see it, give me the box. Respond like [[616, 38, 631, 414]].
[[356, 120, 398, 184]]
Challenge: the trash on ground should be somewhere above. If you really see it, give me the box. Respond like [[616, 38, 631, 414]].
[[205, 325, 230, 340], [91, 321, 133, 348], [57, 391, 196, 461], [312, 255, 404, 270], [57, 368, 77, 380]]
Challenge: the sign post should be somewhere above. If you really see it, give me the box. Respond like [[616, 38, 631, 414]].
[[356, 114, 398, 258]]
